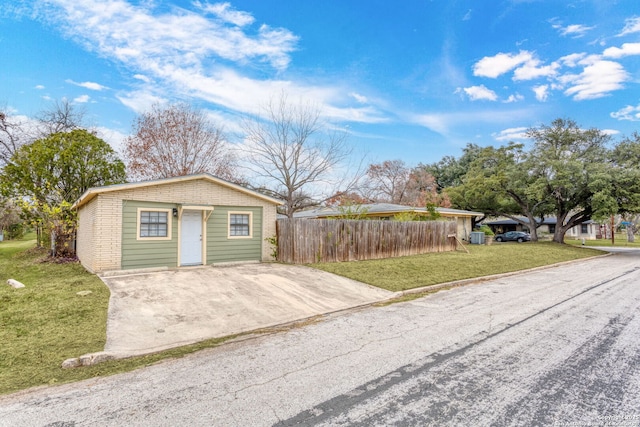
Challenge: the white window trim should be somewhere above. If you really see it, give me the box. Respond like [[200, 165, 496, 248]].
[[136, 208, 173, 241], [228, 211, 253, 239]]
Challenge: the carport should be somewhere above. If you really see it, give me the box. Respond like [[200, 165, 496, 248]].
[[100, 263, 393, 356]]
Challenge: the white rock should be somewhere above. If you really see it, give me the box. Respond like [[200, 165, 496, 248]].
[[61, 358, 80, 369], [7, 279, 25, 288]]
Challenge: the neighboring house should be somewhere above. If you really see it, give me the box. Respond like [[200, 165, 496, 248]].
[[73, 174, 282, 274], [293, 203, 483, 242], [484, 217, 601, 240]]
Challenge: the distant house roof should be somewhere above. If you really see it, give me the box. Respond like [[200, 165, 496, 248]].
[[293, 203, 483, 219], [73, 173, 284, 209], [485, 217, 596, 226]]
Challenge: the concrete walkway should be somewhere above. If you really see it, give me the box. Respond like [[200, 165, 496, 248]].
[[100, 263, 393, 357]]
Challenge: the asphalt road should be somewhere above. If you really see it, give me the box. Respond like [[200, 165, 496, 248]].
[[1, 250, 640, 427]]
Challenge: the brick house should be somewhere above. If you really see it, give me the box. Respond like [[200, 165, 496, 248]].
[[73, 174, 282, 274]]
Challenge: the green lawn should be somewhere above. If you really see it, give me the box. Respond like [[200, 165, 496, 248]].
[[0, 237, 238, 396], [0, 237, 606, 396], [309, 242, 605, 292], [565, 234, 640, 247]]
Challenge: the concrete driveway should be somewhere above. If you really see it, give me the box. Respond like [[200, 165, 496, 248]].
[[100, 263, 393, 357]]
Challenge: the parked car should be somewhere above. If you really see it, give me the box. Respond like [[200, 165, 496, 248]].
[[494, 231, 531, 243]]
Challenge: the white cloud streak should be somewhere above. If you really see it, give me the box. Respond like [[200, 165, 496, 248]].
[[611, 104, 640, 121], [195, 1, 255, 27], [492, 127, 529, 141], [553, 23, 595, 38], [66, 79, 108, 91], [618, 16, 640, 36], [409, 108, 534, 136], [32, 0, 385, 125]]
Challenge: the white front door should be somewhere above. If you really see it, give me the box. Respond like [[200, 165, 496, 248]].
[[180, 210, 202, 266]]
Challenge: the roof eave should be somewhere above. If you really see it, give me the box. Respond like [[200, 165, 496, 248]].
[[72, 174, 284, 209]]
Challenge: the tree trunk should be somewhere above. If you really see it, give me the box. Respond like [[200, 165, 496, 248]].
[[552, 212, 570, 243], [627, 226, 635, 243], [524, 213, 539, 242]]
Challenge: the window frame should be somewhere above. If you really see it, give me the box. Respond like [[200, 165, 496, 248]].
[[580, 223, 589, 234], [228, 211, 253, 239], [136, 208, 173, 241]]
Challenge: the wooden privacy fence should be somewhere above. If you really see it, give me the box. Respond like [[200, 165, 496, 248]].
[[276, 218, 458, 264]]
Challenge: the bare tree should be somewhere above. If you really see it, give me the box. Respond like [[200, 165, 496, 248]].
[[362, 159, 444, 207], [1, 100, 90, 166], [35, 99, 87, 137], [241, 93, 354, 218], [0, 108, 25, 166], [362, 159, 412, 204], [124, 103, 237, 181]]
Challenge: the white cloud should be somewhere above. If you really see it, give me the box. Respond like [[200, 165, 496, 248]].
[[33, 1, 384, 125], [73, 94, 91, 103], [95, 126, 129, 155], [40, 0, 298, 71], [503, 93, 524, 103], [618, 16, 640, 36], [116, 90, 168, 114], [493, 127, 529, 141], [349, 92, 368, 104], [133, 74, 151, 83], [532, 85, 549, 102], [611, 104, 640, 121], [195, 1, 255, 27], [603, 43, 640, 58], [553, 23, 595, 38], [66, 79, 107, 91], [458, 85, 498, 101], [409, 108, 535, 136], [563, 60, 629, 100], [462, 9, 472, 21], [34, 85, 45, 90], [559, 53, 587, 67], [513, 60, 559, 81], [473, 50, 533, 78]]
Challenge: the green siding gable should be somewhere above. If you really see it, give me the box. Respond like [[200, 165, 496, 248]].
[[207, 206, 263, 264], [122, 200, 179, 270]]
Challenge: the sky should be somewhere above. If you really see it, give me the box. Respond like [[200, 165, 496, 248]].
[[1, 0, 640, 167]]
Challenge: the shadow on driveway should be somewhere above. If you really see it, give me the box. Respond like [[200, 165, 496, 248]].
[[100, 263, 393, 357]]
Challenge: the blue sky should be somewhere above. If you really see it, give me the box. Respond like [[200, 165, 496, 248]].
[[1, 0, 640, 166]]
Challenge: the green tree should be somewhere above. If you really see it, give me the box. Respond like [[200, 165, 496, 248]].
[[596, 132, 640, 242], [1, 129, 126, 252], [421, 143, 483, 192], [447, 143, 551, 241], [448, 119, 640, 244], [526, 119, 612, 243], [2, 129, 125, 205]]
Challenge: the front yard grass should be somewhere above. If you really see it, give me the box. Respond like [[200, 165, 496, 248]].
[[309, 242, 605, 292], [565, 234, 640, 247], [0, 237, 242, 396], [0, 237, 605, 396], [0, 236, 110, 394]]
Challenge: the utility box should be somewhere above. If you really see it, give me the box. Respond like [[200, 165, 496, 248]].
[[470, 231, 485, 244]]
